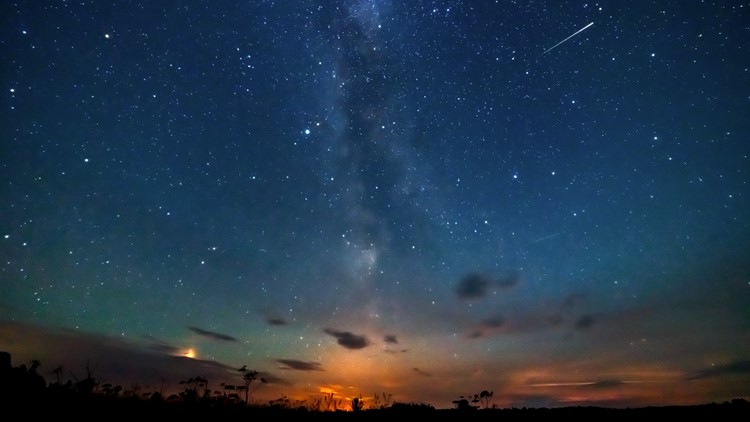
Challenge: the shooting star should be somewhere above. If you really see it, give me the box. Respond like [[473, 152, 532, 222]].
[[541, 21, 594, 56], [531, 232, 563, 243]]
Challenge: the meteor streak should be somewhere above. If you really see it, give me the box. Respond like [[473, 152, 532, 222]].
[[531, 232, 562, 243], [541, 21, 594, 56]]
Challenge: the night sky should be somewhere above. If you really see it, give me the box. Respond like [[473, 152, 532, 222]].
[[1, 0, 749, 410]]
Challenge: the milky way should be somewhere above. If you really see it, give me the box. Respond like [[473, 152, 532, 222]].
[[1, 0, 749, 410]]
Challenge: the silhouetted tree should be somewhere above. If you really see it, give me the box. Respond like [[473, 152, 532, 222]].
[[479, 390, 494, 409], [237, 365, 266, 405], [452, 397, 477, 411]]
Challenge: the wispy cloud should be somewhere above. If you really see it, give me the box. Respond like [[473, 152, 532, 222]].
[[188, 326, 238, 342], [141, 335, 181, 354], [266, 317, 288, 326], [384, 334, 398, 344], [276, 359, 324, 371], [413, 367, 432, 377]]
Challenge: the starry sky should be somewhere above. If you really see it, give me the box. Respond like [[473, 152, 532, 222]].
[[1, 0, 749, 410]]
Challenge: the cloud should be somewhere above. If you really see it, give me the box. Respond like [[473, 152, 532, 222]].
[[323, 328, 370, 350], [467, 330, 484, 339], [456, 294, 598, 339], [466, 316, 506, 339], [266, 317, 288, 326], [574, 315, 596, 330], [141, 335, 181, 354], [688, 360, 750, 380], [482, 317, 506, 329], [188, 326, 238, 342], [455, 271, 520, 300], [0, 321, 245, 393], [276, 359, 324, 371], [256, 372, 292, 386], [455, 273, 491, 300], [413, 367, 432, 377], [528, 379, 626, 389], [384, 334, 398, 344]]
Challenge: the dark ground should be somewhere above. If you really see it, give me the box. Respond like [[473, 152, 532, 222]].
[[2, 394, 748, 421]]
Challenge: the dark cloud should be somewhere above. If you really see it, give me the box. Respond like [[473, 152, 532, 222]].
[[148, 343, 180, 354], [141, 335, 180, 354], [384, 334, 398, 344], [257, 372, 292, 386], [0, 321, 246, 394], [266, 317, 288, 326], [487, 315, 551, 338], [482, 317, 505, 329], [323, 328, 370, 349], [456, 296, 601, 339], [455, 273, 491, 300], [466, 316, 506, 339], [467, 330, 484, 339], [688, 360, 750, 380], [384, 348, 408, 354], [574, 315, 596, 330], [188, 326, 238, 342], [413, 367, 432, 377], [455, 271, 520, 300], [276, 359, 324, 371]]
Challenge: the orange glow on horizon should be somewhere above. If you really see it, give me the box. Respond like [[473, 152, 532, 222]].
[[183, 348, 196, 359], [318, 386, 338, 395]]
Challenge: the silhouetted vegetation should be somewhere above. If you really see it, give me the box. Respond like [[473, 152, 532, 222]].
[[453, 389, 495, 410], [238, 364, 267, 404], [1, 351, 748, 419]]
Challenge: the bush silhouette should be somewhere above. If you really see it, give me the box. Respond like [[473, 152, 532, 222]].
[[0, 351, 46, 399]]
